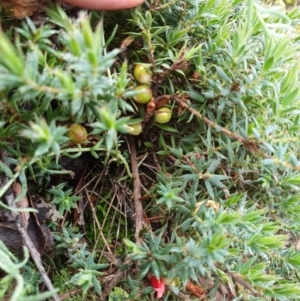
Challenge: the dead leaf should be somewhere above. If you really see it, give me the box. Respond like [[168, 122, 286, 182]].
[[194, 200, 220, 214], [120, 36, 135, 51], [198, 276, 214, 290], [12, 182, 29, 229], [0, 187, 55, 254], [177, 94, 189, 116], [0, 0, 45, 18], [185, 281, 206, 298], [0, 222, 22, 254], [144, 97, 156, 122], [155, 96, 170, 110], [29, 194, 59, 223]]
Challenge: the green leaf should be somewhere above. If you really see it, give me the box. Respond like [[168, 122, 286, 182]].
[[0, 31, 24, 76], [215, 66, 231, 83], [281, 88, 299, 107], [155, 123, 179, 132]]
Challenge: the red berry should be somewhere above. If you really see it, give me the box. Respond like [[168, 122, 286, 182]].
[[148, 275, 165, 299]]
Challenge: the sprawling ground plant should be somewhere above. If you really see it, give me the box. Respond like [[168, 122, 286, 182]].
[[1, 0, 300, 300]]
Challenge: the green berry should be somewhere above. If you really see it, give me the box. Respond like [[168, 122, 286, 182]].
[[132, 85, 153, 104], [69, 124, 88, 144], [153, 107, 172, 124], [133, 64, 152, 85], [128, 122, 142, 136]]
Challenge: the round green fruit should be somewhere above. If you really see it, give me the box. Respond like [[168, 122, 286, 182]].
[[69, 124, 88, 144], [133, 64, 152, 85], [132, 85, 152, 104], [153, 107, 172, 124], [128, 122, 142, 136]]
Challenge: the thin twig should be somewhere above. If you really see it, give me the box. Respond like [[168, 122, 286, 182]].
[[59, 287, 82, 301], [177, 291, 192, 301], [16, 224, 60, 301], [128, 136, 144, 244], [226, 270, 260, 297], [174, 96, 259, 153], [86, 188, 115, 262], [101, 269, 122, 299], [2, 178, 60, 301]]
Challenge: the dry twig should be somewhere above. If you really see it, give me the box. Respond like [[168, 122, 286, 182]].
[[128, 136, 144, 244], [174, 96, 259, 153], [1, 177, 60, 301]]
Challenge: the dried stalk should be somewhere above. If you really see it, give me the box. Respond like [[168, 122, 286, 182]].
[[128, 136, 144, 244], [174, 96, 259, 153], [2, 178, 60, 301]]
